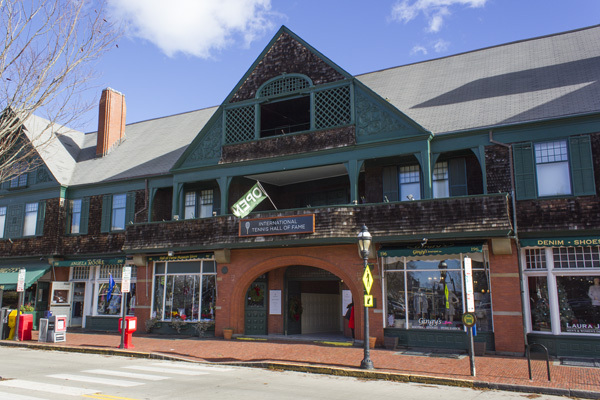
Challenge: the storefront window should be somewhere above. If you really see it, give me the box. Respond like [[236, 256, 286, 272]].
[[97, 282, 135, 316], [557, 276, 600, 333], [384, 255, 490, 332], [153, 259, 216, 322], [524, 245, 600, 336], [528, 276, 551, 332]]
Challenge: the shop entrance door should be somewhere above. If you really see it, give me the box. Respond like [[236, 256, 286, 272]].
[[244, 280, 267, 335], [70, 282, 85, 327]]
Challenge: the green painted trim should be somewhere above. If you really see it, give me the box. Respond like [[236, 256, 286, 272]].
[[0, 187, 62, 205], [353, 79, 430, 137], [520, 235, 600, 247], [64, 180, 147, 198], [171, 106, 223, 171]]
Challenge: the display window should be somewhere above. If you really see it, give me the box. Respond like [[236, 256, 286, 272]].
[[152, 259, 216, 322], [523, 244, 600, 335], [383, 249, 491, 332]]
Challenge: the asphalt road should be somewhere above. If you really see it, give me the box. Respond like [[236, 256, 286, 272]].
[[0, 347, 570, 400]]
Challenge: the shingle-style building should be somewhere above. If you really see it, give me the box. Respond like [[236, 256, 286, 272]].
[[1, 25, 599, 357]]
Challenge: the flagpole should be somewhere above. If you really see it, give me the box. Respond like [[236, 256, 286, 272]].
[[257, 181, 277, 210]]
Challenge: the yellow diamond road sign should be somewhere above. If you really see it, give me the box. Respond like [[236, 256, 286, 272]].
[[362, 265, 373, 295]]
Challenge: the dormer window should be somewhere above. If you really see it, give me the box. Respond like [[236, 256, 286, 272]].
[[224, 74, 351, 144], [9, 162, 28, 189]]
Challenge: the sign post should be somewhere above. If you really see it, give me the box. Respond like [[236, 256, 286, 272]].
[[119, 266, 131, 349], [464, 257, 476, 376], [13, 269, 26, 341]]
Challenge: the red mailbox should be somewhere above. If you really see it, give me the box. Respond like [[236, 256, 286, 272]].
[[118, 316, 137, 349], [18, 314, 33, 341]]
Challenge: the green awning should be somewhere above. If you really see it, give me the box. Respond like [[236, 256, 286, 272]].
[[0, 261, 51, 291], [379, 243, 484, 258], [520, 236, 600, 248]]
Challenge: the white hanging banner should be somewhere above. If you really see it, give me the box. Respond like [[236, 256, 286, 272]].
[[16, 269, 26, 292], [464, 257, 474, 312], [121, 266, 131, 293]]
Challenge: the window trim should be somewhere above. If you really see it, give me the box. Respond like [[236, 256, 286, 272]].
[[513, 136, 596, 200]]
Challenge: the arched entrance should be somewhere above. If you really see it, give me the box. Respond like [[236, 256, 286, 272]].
[[241, 264, 353, 337], [285, 266, 344, 335]]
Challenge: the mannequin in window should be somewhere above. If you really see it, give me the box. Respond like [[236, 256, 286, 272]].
[[588, 277, 600, 323], [413, 288, 428, 318], [445, 290, 460, 321]]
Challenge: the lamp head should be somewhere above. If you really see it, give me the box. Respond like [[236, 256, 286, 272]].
[[357, 225, 372, 259]]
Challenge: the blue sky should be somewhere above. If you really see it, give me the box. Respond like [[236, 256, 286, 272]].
[[76, 0, 600, 132]]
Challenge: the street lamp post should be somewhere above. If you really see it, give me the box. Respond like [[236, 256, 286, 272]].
[[358, 224, 374, 370]]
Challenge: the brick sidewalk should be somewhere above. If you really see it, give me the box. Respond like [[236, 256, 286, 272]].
[[2, 332, 600, 398]]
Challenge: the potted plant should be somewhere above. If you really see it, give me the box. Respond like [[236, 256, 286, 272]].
[[145, 316, 161, 333], [223, 327, 234, 340], [194, 320, 215, 338]]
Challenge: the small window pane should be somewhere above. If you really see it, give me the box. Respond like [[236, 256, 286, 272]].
[[525, 248, 547, 270], [23, 202, 38, 236], [432, 162, 449, 198], [71, 199, 82, 234], [535, 141, 571, 196], [528, 276, 551, 332], [399, 165, 420, 201], [199, 190, 213, 218], [184, 192, 196, 219], [0, 206, 6, 238], [111, 194, 126, 230]]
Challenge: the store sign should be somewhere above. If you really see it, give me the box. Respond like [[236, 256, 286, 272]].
[[521, 236, 600, 247], [565, 323, 600, 334], [52, 258, 126, 267], [379, 243, 483, 257], [148, 253, 212, 262], [239, 215, 315, 237]]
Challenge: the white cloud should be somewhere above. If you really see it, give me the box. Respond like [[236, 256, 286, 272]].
[[391, 0, 487, 33], [108, 0, 274, 58], [433, 38, 450, 52], [410, 45, 428, 55]]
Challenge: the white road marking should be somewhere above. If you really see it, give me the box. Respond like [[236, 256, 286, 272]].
[[151, 362, 233, 372], [0, 379, 99, 396], [0, 390, 50, 400], [48, 374, 143, 387], [83, 369, 170, 381], [123, 365, 209, 376]]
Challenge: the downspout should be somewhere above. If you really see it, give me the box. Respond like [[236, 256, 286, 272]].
[[488, 130, 529, 351]]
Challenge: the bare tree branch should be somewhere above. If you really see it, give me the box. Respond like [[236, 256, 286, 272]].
[[0, 0, 120, 183]]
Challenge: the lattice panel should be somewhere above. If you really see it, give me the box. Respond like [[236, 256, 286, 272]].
[[314, 85, 351, 129], [225, 105, 255, 143], [259, 76, 310, 98]]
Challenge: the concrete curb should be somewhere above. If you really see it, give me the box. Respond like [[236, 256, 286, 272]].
[[2, 340, 600, 399]]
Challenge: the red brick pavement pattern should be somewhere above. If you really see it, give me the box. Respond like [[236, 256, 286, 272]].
[[7, 332, 600, 394]]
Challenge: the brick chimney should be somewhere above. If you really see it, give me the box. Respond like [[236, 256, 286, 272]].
[[96, 88, 126, 157]]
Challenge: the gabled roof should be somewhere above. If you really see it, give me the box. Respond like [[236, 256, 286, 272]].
[[22, 114, 85, 185], [357, 25, 600, 135], [20, 25, 600, 188], [68, 107, 217, 185]]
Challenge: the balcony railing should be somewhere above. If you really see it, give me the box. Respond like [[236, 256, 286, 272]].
[[123, 193, 512, 252]]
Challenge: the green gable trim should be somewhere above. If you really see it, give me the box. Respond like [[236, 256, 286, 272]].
[[520, 236, 600, 247]]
